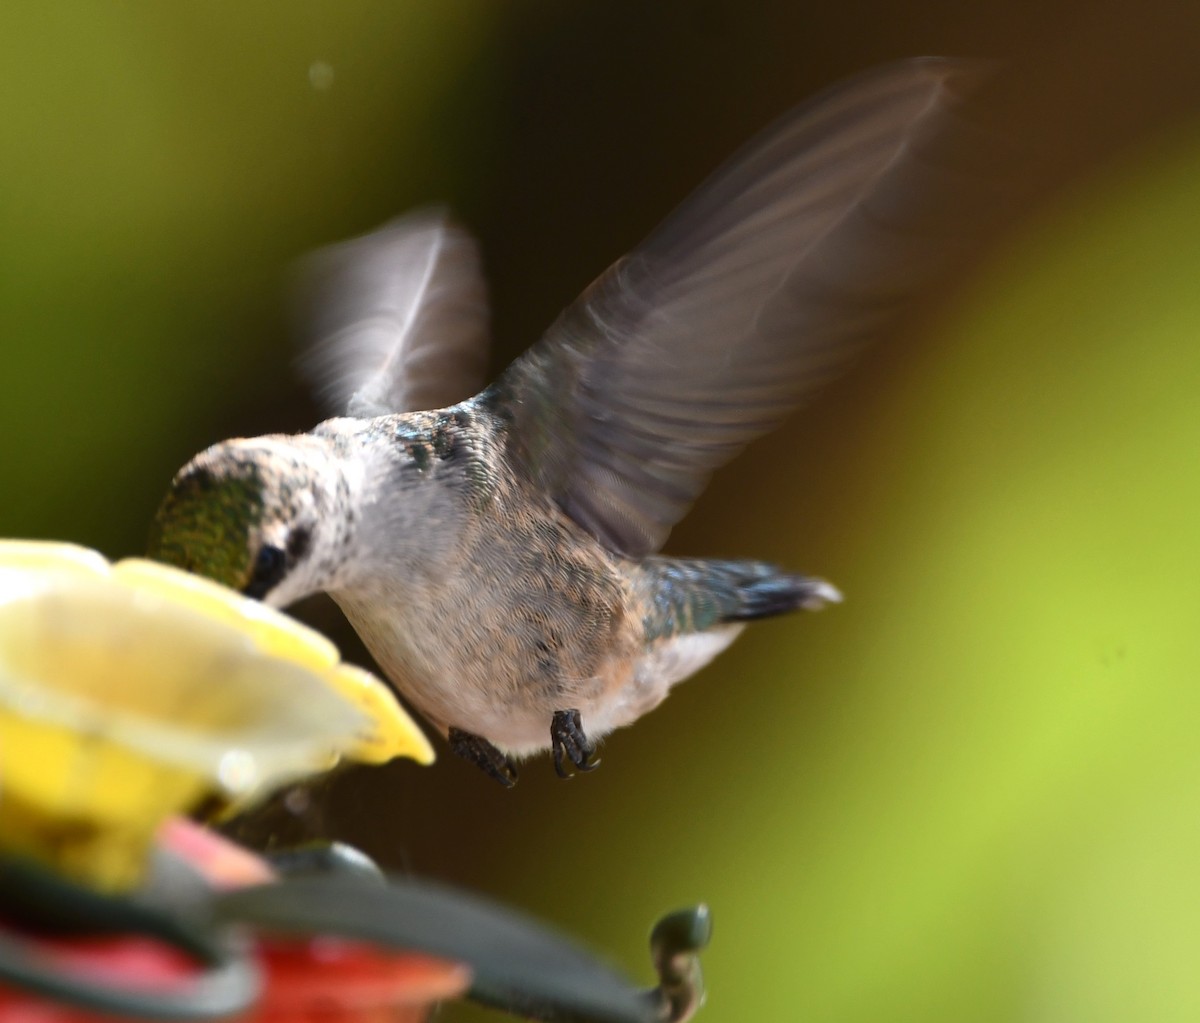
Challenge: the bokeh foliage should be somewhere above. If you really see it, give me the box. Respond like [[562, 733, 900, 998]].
[[3, 3, 1200, 1022]]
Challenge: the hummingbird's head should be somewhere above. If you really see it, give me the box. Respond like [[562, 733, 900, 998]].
[[148, 435, 349, 607]]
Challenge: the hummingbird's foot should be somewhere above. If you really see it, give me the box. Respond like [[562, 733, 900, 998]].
[[448, 727, 519, 788], [551, 709, 600, 778]]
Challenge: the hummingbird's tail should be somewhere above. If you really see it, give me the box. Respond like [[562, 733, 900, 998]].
[[724, 567, 843, 620], [638, 557, 841, 641]]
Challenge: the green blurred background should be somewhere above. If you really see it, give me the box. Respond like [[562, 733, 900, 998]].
[[5, 2, 1200, 1020]]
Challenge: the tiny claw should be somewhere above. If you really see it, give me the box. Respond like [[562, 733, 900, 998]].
[[550, 709, 600, 779], [449, 727, 519, 788]]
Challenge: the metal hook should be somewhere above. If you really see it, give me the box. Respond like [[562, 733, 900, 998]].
[[644, 905, 711, 1023]]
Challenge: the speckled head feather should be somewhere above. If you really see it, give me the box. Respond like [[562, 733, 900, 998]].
[[147, 444, 271, 590], [149, 432, 355, 604]]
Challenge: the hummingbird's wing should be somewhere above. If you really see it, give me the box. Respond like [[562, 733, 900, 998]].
[[297, 208, 491, 417], [492, 57, 1004, 557]]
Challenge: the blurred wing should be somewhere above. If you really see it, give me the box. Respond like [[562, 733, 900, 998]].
[[297, 208, 491, 417], [494, 58, 1005, 556]]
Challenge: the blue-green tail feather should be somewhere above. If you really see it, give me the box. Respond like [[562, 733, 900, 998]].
[[639, 557, 840, 642]]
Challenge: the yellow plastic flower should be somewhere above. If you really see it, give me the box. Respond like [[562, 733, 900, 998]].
[[0, 541, 432, 891]]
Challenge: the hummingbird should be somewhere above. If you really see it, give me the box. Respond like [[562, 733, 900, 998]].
[[148, 58, 995, 786]]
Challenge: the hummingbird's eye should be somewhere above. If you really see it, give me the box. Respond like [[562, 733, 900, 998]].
[[245, 543, 287, 600], [287, 527, 312, 561]]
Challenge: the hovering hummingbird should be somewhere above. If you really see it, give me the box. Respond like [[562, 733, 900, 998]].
[[148, 58, 994, 786]]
